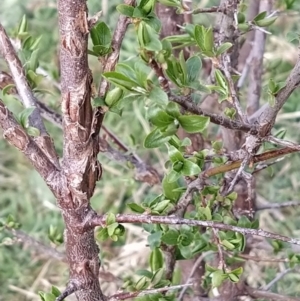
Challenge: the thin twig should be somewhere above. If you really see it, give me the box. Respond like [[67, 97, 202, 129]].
[[178, 251, 215, 301], [89, 214, 300, 246], [7, 228, 66, 262], [257, 200, 300, 211], [109, 284, 192, 300], [245, 285, 300, 301], [261, 268, 295, 291], [0, 24, 46, 134]]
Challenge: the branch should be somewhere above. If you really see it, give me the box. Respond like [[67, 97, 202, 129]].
[[257, 55, 300, 137], [108, 284, 192, 301], [178, 251, 215, 301], [257, 200, 300, 211], [37, 98, 160, 185], [187, 5, 226, 15], [261, 268, 295, 291], [0, 24, 47, 135], [5, 227, 65, 262], [204, 146, 299, 177], [89, 214, 300, 246], [96, 0, 135, 133], [245, 285, 300, 301], [149, 58, 253, 133], [246, 1, 272, 116], [0, 99, 61, 192]]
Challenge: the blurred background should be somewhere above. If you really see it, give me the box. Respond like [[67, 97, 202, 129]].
[[1, 0, 300, 300]]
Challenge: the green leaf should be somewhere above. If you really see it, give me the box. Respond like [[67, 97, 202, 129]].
[[144, 128, 172, 148], [152, 199, 170, 213], [151, 268, 165, 286], [103, 71, 139, 91], [105, 87, 124, 107], [2, 84, 16, 96], [148, 231, 162, 249], [18, 15, 28, 34], [216, 42, 233, 56], [92, 97, 106, 107], [220, 239, 235, 250], [186, 56, 201, 83], [166, 102, 180, 118], [96, 228, 109, 241], [139, 0, 156, 14], [51, 286, 61, 298], [168, 145, 184, 163], [204, 27, 214, 53], [148, 107, 175, 127], [26, 126, 40, 137], [127, 203, 145, 213], [177, 115, 210, 133], [116, 4, 135, 17], [161, 229, 179, 245], [106, 212, 116, 225], [43, 293, 56, 301], [107, 222, 119, 236], [92, 45, 111, 56], [181, 159, 201, 176], [148, 87, 168, 106], [228, 273, 239, 282], [136, 269, 153, 278], [90, 22, 112, 47], [214, 69, 228, 92], [253, 11, 267, 21], [211, 270, 227, 287], [255, 16, 277, 27], [150, 248, 164, 271], [162, 173, 182, 201], [194, 25, 205, 51], [135, 277, 150, 291], [18, 107, 35, 128]]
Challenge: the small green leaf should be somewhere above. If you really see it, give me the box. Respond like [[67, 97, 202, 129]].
[[228, 273, 239, 282], [51, 286, 61, 298], [253, 11, 267, 21], [148, 231, 162, 249], [90, 22, 112, 47], [26, 126, 40, 137], [216, 42, 233, 56], [92, 97, 106, 107], [177, 115, 210, 133], [211, 270, 227, 287], [255, 16, 277, 27], [107, 222, 119, 236], [43, 293, 56, 301], [168, 145, 184, 163], [116, 4, 135, 16], [148, 107, 175, 128], [2, 84, 16, 96], [18, 15, 28, 34], [214, 69, 228, 92], [151, 268, 165, 286], [150, 248, 164, 272], [181, 159, 201, 176], [186, 56, 202, 83], [221, 239, 235, 250], [106, 212, 116, 225], [148, 86, 168, 106], [144, 128, 172, 148], [18, 107, 35, 128], [161, 229, 179, 245], [127, 203, 145, 213], [103, 71, 139, 91], [162, 173, 182, 201]]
